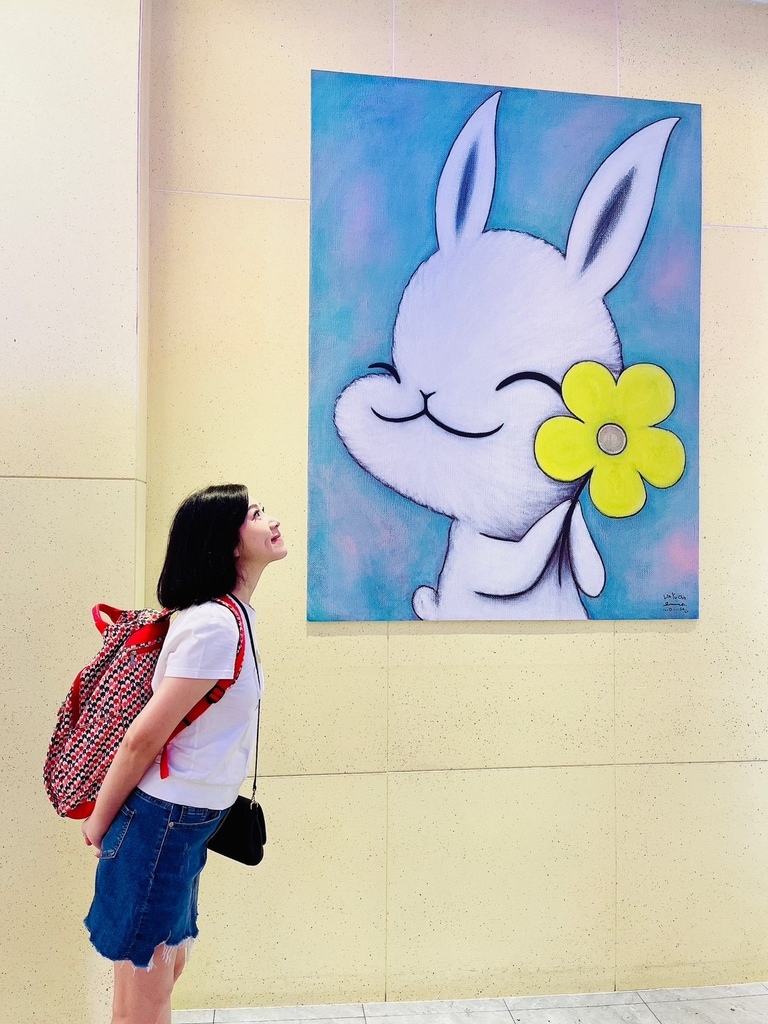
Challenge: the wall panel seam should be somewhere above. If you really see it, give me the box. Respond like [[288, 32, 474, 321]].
[[259, 760, 767, 780], [703, 223, 768, 231], [385, 619, 390, 1000], [615, 0, 621, 96], [0, 475, 141, 482], [392, 0, 396, 77], [150, 187, 308, 203], [618, 761, 622, 991], [618, 618, 622, 987]]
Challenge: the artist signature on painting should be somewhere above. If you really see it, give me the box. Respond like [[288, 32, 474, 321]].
[[662, 592, 689, 615]]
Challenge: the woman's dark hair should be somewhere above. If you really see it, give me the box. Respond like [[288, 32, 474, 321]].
[[157, 483, 249, 609]]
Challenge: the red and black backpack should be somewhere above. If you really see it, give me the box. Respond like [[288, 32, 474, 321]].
[[43, 595, 245, 819]]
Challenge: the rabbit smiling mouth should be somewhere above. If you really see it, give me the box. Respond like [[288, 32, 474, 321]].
[[371, 392, 503, 439]]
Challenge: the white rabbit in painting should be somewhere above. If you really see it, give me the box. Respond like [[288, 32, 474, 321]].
[[334, 92, 678, 620]]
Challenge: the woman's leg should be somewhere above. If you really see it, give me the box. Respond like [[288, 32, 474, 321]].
[[111, 943, 183, 1024], [173, 943, 187, 984]]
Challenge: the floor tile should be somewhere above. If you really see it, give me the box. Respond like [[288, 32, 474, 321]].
[[214, 1009, 363, 1022], [365, 1003, 509, 1016], [508, 1006, 659, 1024], [505, 992, 641, 1010], [367, 1014, 512, 1024], [639, 982, 768, 1003], [216, 1018, 363, 1024], [172, 1012, 214, 1024], [646, 993, 768, 1024]]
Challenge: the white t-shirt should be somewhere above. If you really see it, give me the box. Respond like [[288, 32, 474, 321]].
[[138, 599, 263, 810]]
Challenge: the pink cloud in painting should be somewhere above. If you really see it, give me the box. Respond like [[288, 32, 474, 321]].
[[663, 528, 698, 579], [622, 526, 698, 606], [339, 534, 358, 559], [342, 176, 382, 264], [650, 250, 695, 308]]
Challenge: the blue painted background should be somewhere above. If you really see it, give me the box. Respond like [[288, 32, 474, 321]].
[[309, 71, 701, 622]]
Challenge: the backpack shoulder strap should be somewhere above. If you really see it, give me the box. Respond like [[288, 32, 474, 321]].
[[92, 604, 123, 634], [211, 595, 247, 677], [159, 596, 247, 779]]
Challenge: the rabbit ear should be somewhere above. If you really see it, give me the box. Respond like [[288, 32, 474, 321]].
[[436, 92, 501, 250], [565, 117, 679, 297]]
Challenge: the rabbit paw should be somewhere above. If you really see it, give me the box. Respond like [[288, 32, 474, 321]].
[[412, 586, 438, 620]]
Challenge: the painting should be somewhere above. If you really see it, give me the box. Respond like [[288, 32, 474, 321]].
[[309, 71, 700, 622]]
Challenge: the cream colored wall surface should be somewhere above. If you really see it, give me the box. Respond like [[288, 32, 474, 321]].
[[0, 4, 144, 480], [1, 2, 146, 1022], [1, 480, 141, 1023], [176, 774, 388, 1008], [388, 622, 614, 771], [149, 0, 393, 199], [619, 0, 768, 227], [147, 0, 768, 1009], [386, 768, 616, 999], [394, 0, 618, 93], [617, 763, 768, 989]]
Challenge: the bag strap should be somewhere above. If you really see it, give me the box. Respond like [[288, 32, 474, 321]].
[[159, 595, 247, 779], [228, 592, 262, 805], [91, 604, 172, 647], [92, 604, 122, 634], [79, 606, 172, 724]]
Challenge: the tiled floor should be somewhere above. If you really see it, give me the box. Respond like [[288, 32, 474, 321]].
[[172, 983, 768, 1024]]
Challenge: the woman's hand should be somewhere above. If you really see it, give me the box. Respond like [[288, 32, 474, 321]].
[[82, 816, 106, 857], [80, 676, 218, 862]]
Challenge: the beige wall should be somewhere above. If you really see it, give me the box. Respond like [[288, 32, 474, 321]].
[[4, 1, 768, 1022], [146, 0, 768, 1010], [0, 2, 146, 1022]]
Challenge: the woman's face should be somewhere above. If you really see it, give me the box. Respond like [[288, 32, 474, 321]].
[[236, 501, 287, 569]]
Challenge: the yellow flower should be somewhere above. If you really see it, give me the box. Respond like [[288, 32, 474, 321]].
[[534, 361, 686, 518]]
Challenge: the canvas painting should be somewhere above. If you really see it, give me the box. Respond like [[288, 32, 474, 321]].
[[309, 71, 701, 622]]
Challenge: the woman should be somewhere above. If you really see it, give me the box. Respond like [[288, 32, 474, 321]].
[[82, 483, 286, 1024]]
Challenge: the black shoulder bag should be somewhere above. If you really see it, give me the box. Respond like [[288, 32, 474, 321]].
[[207, 593, 267, 866]]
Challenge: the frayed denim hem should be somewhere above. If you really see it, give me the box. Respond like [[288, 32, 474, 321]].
[[130, 936, 196, 973], [87, 931, 196, 972]]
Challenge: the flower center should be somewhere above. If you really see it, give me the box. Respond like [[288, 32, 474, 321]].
[[596, 422, 627, 456]]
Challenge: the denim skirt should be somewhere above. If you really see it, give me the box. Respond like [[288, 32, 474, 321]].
[[84, 788, 228, 969]]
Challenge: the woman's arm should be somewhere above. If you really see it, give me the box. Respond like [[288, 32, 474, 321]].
[[82, 675, 217, 854]]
